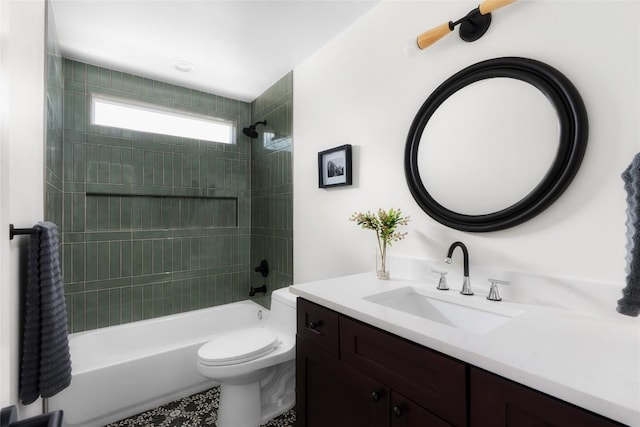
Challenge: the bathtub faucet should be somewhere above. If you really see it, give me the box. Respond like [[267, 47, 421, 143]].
[[250, 284, 267, 297]]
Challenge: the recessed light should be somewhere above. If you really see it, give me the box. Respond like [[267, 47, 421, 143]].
[[173, 60, 194, 72]]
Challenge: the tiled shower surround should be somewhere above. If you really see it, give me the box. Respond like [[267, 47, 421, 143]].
[[250, 73, 293, 307], [52, 59, 292, 332]]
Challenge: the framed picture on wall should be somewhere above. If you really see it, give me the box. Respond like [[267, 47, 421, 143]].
[[318, 144, 352, 188]]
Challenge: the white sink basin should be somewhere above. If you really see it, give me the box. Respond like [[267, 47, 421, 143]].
[[364, 287, 522, 334]]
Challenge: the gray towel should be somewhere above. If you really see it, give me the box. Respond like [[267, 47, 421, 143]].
[[19, 222, 71, 404], [618, 153, 640, 316]]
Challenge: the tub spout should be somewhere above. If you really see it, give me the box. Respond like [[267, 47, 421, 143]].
[[250, 284, 267, 297]]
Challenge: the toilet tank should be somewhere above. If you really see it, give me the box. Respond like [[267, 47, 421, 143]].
[[265, 287, 297, 338]]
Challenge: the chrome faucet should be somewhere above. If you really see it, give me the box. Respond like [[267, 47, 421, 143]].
[[444, 241, 473, 295]]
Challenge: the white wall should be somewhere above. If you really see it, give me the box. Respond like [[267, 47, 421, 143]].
[[0, 0, 46, 416], [293, 0, 640, 287]]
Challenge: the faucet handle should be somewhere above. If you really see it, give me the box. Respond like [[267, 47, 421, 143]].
[[431, 270, 449, 291], [487, 278, 510, 301]]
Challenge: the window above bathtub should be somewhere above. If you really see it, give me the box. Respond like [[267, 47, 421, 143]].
[[90, 94, 235, 144]]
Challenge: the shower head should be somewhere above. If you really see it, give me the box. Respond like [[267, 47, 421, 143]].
[[242, 120, 267, 139]]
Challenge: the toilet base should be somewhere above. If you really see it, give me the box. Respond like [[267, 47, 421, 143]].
[[218, 381, 262, 427], [215, 361, 295, 427]]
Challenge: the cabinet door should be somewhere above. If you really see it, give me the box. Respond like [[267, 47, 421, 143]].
[[470, 368, 624, 427], [296, 335, 389, 427], [390, 391, 455, 427]]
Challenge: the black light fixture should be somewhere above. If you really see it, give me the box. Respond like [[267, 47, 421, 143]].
[[242, 120, 267, 139], [406, 0, 516, 53]]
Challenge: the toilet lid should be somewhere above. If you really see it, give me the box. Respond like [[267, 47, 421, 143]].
[[198, 328, 279, 366]]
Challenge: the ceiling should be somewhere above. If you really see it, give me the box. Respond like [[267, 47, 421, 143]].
[[51, 0, 380, 102]]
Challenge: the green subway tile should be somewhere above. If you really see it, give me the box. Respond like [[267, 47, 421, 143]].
[[132, 229, 171, 240], [86, 277, 131, 292], [121, 148, 133, 185], [72, 242, 85, 283], [143, 151, 154, 186], [162, 282, 173, 315], [172, 239, 183, 271], [182, 239, 192, 271], [142, 78, 154, 98], [110, 241, 121, 278], [72, 293, 85, 333], [110, 147, 122, 185], [109, 289, 121, 326], [172, 154, 183, 188], [96, 196, 109, 230], [97, 290, 110, 328], [99, 67, 111, 88], [132, 285, 143, 321], [152, 240, 163, 274], [109, 196, 121, 230], [122, 73, 133, 93], [85, 242, 97, 281], [163, 239, 173, 272], [151, 198, 162, 229], [65, 80, 84, 94], [121, 241, 132, 277], [142, 240, 153, 275], [132, 272, 170, 286], [97, 241, 110, 280], [132, 240, 143, 276], [153, 152, 163, 187], [121, 197, 132, 229], [73, 61, 86, 83], [111, 71, 123, 91], [163, 153, 173, 187], [87, 64, 99, 86], [72, 93, 86, 132], [98, 145, 110, 183], [85, 291, 98, 330], [121, 287, 132, 323], [85, 231, 131, 242], [171, 268, 208, 281], [132, 149, 144, 185]]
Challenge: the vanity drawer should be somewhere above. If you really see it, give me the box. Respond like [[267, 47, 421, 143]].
[[297, 298, 340, 357], [340, 316, 467, 427]]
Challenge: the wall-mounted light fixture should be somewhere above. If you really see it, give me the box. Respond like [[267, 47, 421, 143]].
[[406, 0, 516, 54]]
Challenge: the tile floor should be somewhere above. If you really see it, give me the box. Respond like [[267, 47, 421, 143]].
[[105, 386, 295, 427]]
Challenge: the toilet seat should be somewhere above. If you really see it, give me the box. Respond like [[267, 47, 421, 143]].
[[198, 328, 279, 366]]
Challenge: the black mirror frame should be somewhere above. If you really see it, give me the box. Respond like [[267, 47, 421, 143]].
[[405, 57, 588, 232]]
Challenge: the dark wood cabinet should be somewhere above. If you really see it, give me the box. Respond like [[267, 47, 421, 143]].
[[296, 298, 623, 427], [296, 298, 458, 427], [296, 335, 389, 427], [469, 368, 624, 427]]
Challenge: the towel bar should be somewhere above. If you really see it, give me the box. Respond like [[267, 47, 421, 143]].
[[9, 224, 41, 240]]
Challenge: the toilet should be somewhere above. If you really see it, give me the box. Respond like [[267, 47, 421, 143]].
[[197, 287, 297, 427]]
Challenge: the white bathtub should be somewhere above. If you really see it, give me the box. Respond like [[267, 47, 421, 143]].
[[48, 300, 268, 427]]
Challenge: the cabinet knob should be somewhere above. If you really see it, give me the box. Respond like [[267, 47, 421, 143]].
[[392, 405, 403, 417], [371, 390, 381, 402]]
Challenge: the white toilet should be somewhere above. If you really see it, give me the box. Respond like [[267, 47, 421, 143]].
[[197, 287, 297, 427]]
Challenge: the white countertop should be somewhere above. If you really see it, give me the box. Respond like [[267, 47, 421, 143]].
[[290, 271, 640, 426]]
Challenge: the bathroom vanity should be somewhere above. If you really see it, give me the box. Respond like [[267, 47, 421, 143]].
[[290, 267, 639, 427]]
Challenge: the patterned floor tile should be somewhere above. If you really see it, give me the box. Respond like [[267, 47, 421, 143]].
[[105, 386, 295, 427]]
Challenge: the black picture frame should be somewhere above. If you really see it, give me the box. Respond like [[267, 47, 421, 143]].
[[318, 144, 352, 188]]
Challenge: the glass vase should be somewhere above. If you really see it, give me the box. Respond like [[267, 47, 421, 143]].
[[376, 242, 389, 280]]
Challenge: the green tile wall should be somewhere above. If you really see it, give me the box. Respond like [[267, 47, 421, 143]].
[[250, 72, 293, 308], [58, 59, 254, 332]]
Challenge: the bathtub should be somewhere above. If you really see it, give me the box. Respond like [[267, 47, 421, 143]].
[[48, 300, 268, 427]]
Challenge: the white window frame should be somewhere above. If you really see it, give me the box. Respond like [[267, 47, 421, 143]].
[[90, 94, 235, 144]]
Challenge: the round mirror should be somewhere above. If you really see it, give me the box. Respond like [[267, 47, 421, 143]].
[[405, 57, 588, 232]]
